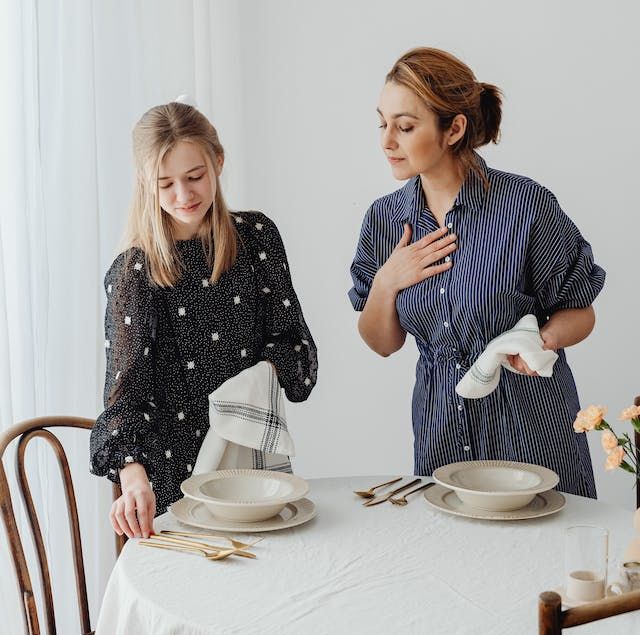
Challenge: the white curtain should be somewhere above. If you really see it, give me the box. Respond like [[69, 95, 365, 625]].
[[0, 1, 246, 631]]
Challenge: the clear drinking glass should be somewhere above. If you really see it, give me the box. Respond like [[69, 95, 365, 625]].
[[564, 525, 609, 602]]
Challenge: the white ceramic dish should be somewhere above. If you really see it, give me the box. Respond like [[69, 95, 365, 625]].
[[553, 586, 617, 608], [432, 460, 559, 511], [423, 483, 565, 521], [169, 496, 316, 532], [181, 469, 309, 522]]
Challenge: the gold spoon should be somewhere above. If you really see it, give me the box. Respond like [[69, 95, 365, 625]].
[[389, 482, 435, 506], [353, 477, 403, 499]]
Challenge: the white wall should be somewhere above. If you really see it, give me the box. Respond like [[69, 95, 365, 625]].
[[2, 1, 639, 631], [220, 0, 640, 508]]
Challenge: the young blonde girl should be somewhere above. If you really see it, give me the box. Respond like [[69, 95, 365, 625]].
[[91, 102, 317, 538]]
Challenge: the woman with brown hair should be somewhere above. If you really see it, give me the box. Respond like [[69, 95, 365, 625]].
[[349, 48, 604, 497], [91, 100, 317, 538]]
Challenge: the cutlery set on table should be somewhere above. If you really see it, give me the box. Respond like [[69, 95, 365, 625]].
[[140, 530, 263, 561], [355, 477, 435, 506]]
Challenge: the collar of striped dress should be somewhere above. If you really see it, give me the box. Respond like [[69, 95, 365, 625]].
[[393, 151, 489, 223]]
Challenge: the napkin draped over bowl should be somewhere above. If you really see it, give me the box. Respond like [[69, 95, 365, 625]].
[[193, 361, 293, 474]]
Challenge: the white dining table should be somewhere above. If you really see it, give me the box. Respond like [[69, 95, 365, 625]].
[[96, 476, 640, 635]]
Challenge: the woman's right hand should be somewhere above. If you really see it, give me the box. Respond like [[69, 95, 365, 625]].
[[375, 224, 457, 293], [110, 462, 156, 539]]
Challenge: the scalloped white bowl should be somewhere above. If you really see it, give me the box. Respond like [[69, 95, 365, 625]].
[[180, 469, 310, 522], [432, 460, 559, 512]]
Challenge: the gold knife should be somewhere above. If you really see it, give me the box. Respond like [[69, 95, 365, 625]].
[[363, 477, 422, 506]]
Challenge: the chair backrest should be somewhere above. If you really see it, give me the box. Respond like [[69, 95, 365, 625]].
[[539, 590, 640, 633], [0, 416, 122, 635]]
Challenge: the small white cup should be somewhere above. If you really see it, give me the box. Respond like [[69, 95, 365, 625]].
[[607, 561, 640, 595], [566, 570, 606, 602], [564, 525, 609, 602]]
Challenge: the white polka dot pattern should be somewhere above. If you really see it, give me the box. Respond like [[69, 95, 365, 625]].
[[90, 211, 318, 514]]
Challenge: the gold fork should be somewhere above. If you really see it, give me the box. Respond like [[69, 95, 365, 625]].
[[139, 540, 241, 561], [148, 534, 257, 559], [159, 529, 263, 551], [389, 482, 435, 506]]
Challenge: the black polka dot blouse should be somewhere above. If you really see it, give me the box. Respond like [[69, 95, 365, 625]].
[[90, 211, 318, 514]]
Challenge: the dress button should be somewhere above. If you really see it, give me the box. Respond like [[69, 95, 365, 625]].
[[440, 287, 445, 294], [463, 445, 471, 452], [444, 256, 451, 263], [455, 363, 461, 370], [444, 322, 449, 328], [457, 404, 463, 411], [447, 222, 453, 229]]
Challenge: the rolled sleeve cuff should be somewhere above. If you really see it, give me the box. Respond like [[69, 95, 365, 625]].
[[348, 286, 368, 312]]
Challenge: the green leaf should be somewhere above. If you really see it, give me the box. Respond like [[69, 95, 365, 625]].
[[620, 461, 636, 474]]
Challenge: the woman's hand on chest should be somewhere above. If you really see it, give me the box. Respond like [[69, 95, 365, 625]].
[[376, 224, 457, 293]]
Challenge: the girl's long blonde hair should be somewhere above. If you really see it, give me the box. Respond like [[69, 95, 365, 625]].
[[123, 102, 237, 286]]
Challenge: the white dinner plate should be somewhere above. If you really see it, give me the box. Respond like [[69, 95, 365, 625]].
[[423, 483, 565, 521], [169, 496, 317, 532]]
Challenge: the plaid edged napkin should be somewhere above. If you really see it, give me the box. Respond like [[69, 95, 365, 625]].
[[193, 361, 293, 474], [455, 314, 558, 399]]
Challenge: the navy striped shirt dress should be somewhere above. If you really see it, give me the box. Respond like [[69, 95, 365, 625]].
[[349, 154, 605, 498]]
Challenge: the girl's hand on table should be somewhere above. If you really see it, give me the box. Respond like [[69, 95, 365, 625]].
[[376, 224, 457, 293], [111, 462, 156, 539]]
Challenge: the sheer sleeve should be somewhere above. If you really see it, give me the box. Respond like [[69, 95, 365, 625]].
[[348, 205, 377, 311], [526, 188, 606, 318], [90, 250, 159, 484], [245, 213, 318, 402]]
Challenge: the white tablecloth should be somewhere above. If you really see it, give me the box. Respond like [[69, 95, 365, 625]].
[[96, 476, 640, 635]]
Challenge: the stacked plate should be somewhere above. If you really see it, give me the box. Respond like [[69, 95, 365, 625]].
[[170, 469, 316, 532], [424, 460, 566, 521]]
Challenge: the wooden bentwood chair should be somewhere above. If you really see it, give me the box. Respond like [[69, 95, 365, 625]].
[[538, 395, 640, 633], [0, 416, 124, 635]]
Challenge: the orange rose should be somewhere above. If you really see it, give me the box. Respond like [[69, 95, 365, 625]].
[[619, 405, 640, 421], [573, 405, 607, 432], [605, 446, 625, 471], [601, 430, 618, 453]]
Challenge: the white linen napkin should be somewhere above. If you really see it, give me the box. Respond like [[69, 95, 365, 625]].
[[193, 361, 293, 474], [455, 314, 558, 399]]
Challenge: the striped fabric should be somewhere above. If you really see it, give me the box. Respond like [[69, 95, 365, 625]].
[[349, 154, 605, 497]]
